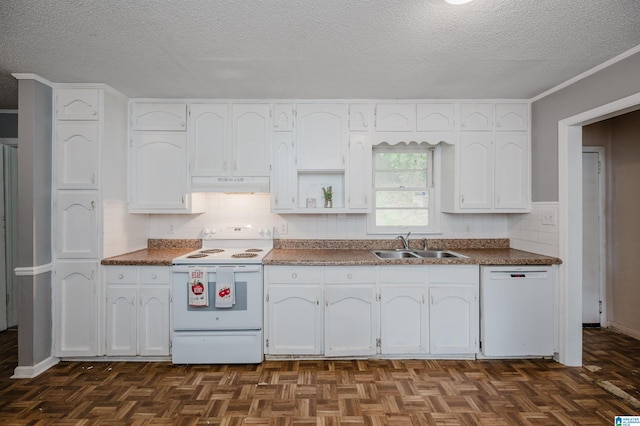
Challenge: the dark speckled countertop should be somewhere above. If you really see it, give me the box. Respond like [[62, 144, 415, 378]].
[[101, 239, 201, 266]]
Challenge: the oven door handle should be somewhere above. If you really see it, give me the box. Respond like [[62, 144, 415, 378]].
[[171, 265, 262, 274]]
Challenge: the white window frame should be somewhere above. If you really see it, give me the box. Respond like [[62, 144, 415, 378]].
[[367, 143, 441, 235]]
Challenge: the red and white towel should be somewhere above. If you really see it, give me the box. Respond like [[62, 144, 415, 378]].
[[215, 267, 235, 308], [188, 268, 208, 307]]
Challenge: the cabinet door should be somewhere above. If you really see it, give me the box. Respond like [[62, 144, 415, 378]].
[[129, 132, 189, 211], [429, 286, 478, 354], [130, 103, 187, 131], [55, 88, 101, 120], [458, 133, 493, 209], [54, 261, 99, 357], [296, 104, 347, 170], [494, 133, 529, 210], [55, 191, 98, 258], [495, 103, 528, 131], [138, 287, 171, 356], [106, 286, 137, 356], [460, 104, 493, 131], [56, 122, 99, 189], [272, 104, 295, 131], [325, 285, 377, 357], [375, 104, 415, 131], [232, 104, 271, 176], [267, 285, 323, 355], [189, 104, 229, 176], [416, 104, 456, 131], [271, 133, 295, 211], [347, 134, 371, 211], [380, 286, 428, 354]]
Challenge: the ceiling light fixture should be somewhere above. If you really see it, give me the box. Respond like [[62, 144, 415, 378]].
[[444, 0, 473, 4]]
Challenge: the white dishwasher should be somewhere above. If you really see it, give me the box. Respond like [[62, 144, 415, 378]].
[[480, 265, 555, 357]]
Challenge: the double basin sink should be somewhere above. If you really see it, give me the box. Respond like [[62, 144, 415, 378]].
[[371, 249, 467, 260]]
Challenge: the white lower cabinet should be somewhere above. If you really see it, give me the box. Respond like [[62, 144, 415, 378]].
[[264, 264, 479, 358], [428, 266, 479, 354], [105, 266, 171, 357], [54, 261, 100, 357]]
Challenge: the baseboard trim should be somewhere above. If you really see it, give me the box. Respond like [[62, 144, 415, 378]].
[[608, 322, 640, 341], [11, 356, 60, 379]]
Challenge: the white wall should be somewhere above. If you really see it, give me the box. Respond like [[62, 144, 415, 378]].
[[147, 193, 509, 240]]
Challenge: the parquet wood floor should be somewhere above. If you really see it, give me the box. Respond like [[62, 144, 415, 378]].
[[0, 327, 638, 425]]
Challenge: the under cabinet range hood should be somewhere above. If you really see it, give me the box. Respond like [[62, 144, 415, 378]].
[[191, 176, 270, 193]]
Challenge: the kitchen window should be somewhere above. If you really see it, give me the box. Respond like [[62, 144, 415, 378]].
[[369, 144, 436, 234]]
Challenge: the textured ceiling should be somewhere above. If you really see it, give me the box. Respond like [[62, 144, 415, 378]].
[[1, 0, 640, 109]]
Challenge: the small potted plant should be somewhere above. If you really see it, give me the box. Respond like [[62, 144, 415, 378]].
[[322, 186, 333, 208]]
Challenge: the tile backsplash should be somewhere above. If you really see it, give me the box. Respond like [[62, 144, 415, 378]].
[[508, 202, 560, 257]]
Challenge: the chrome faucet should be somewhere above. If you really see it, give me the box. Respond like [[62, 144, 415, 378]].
[[396, 232, 411, 249]]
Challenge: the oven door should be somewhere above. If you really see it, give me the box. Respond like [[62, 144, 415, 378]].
[[172, 265, 262, 331]]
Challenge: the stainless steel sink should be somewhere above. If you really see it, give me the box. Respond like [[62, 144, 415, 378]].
[[371, 250, 419, 259], [371, 249, 467, 260]]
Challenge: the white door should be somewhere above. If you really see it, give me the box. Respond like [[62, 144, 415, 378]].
[[56, 122, 100, 189], [379, 286, 428, 354], [429, 286, 478, 354], [139, 287, 171, 356], [1, 144, 18, 329], [267, 285, 323, 355], [582, 149, 604, 324], [296, 104, 347, 170], [189, 104, 228, 176], [347, 134, 371, 210], [324, 285, 377, 357], [232, 104, 271, 176], [271, 133, 295, 211], [494, 132, 528, 209], [458, 133, 493, 209], [55, 191, 99, 258], [106, 286, 137, 356]]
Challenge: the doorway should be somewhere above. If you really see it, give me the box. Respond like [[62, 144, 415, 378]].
[[0, 140, 18, 332], [581, 147, 605, 327]]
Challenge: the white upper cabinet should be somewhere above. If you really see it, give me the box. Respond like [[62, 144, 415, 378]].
[[232, 104, 271, 176], [55, 191, 99, 259], [375, 104, 415, 131], [460, 103, 493, 131], [188, 104, 229, 176], [131, 103, 187, 131], [495, 103, 528, 131], [55, 88, 101, 120], [296, 104, 348, 170], [494, 132, 529, 209], [349, 104, 371, 131], [416, 104, 457, 131], [347, 134, 371, 211], [458, 133, 494, 210], [129, 132, 196, 212], [272, 104, 295, 131], [56, 122, 99, 189], [271, 133, 295, 211]]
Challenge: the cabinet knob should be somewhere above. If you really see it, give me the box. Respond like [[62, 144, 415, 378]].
[[497, 122, 502, 127], [347, 273, 353, 279], [151, 274, 157, 279], [118, 273, 124, 279], [292, 273, 297, 278]]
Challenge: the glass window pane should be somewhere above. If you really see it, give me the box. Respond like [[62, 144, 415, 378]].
[[376, 191, 429, 208], [374, 171, 427, 188], [375, 209, 429, 227], [374, 152, 428, 170]]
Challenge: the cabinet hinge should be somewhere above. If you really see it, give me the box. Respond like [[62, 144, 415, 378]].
[[597, 160, 602, 174], [376, 293, 381, 301], [265, 338, 269, 348], [266, 293, 269, 302], [599, 300, 603, 314], [376, 338, 381, 348]]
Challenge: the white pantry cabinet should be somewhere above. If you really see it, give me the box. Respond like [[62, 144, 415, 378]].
[[105, 266, 171, 357], [428, 266, 479, 354], [56, 122, 100, 189], [55, 191, 99, 259], [265, 267, 323, 355], [54, 261, 100, 357], [129, 132, 203, 213]]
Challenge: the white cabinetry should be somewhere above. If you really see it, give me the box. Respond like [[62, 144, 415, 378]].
[[56, 122, 99, 189], [265, 267, 323, 355], [55, 191, 98, 259], [105, 266, 171, 357], [271, 133, 295, 211], [375, 104, 415, 131], [54, 261, 100, 357], [441, 102, 530, 213], [428, 266, 479, 354], [188, 104, 228, 176], [296, 104, 347, 170], [55, 88, 101, 120], [232, 104, 271, 176], [346, 134, 371, 211], [379, 266, 428, 354], [130, 103, 187, 131]]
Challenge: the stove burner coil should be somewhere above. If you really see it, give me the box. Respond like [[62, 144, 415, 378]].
[[186, 253, 208, 258], [231, 252, 259, 258], [200, 249, 224, 254]]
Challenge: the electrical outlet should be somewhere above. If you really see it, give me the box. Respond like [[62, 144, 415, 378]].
[[168, 224, 175, 234], [541, 210, 557, 225], [279, 221, 288, 234]]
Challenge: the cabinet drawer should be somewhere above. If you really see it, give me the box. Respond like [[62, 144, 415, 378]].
[[139, 267, 171, 284], [267, 266, 322, 284], [429, 265, 479, 284], [106, 267, 137, 284], [324, 267, 376, 284], [378, 266, 426, 284]]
